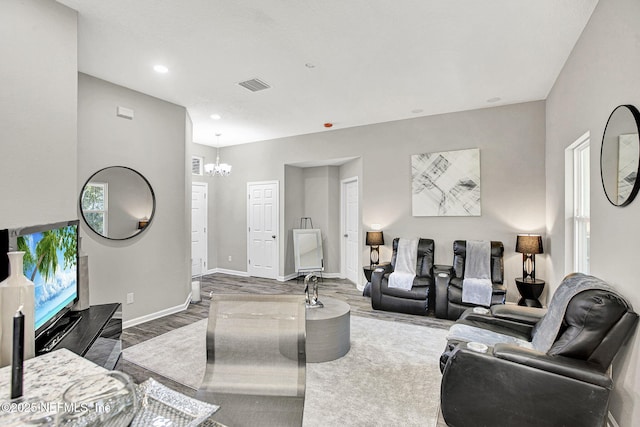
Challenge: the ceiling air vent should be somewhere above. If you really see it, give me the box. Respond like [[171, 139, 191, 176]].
[[238, 78, 271, 92]]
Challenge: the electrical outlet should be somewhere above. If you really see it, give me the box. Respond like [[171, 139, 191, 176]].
[[126, 293, 134, 304], [228, 255, 232, 262]]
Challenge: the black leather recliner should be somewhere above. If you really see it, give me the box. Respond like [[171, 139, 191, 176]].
[[439, 273, 638, 427], [435, 240, 506, 320], [370, 238, 434, 316]]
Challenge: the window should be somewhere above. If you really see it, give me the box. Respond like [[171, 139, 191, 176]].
[[81, 182, 108, 235], [566, 133, 590, 274], [192, 156, 203, 176]]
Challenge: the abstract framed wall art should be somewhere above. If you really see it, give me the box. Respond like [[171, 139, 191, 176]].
[[411, 148, 481, 216]]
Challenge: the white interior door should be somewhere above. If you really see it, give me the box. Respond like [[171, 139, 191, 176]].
[[247, 181, 279, 279], [191, 182, 208, 276], [342, 178, 359, 285]]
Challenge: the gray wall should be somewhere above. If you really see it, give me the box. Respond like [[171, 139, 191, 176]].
[[0, 0, 77, 228], [302, 166, 341, 275], [284, 166, 305, 275], [216, 101, 546, 298], [545, 0, 640, 423], [283, 161, 363, 279], [78, 73, 190, 322]]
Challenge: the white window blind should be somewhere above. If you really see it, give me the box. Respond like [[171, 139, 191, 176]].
[[192, 156, 203, 176]]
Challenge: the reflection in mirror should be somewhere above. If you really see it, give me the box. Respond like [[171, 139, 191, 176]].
[[293, 229, 324, 272], [80, 166, 156, 240], [601, 105, 640, 207]]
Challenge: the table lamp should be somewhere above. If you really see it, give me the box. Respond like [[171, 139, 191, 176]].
[[366, 231, 384, 266], [516, 234, 543, 281]]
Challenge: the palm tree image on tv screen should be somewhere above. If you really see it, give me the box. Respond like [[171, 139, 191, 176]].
[[17, 225, 77, 330]]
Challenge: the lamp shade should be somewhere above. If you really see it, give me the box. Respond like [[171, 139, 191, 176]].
[[366, 231, 384, 246], [516, 235, 543, 254]]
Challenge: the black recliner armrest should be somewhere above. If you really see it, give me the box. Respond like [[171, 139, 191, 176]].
[[456, 313, 535, 337], [493, 344, 612, 388], [434, 265, 453, 319], [491, 304, 547, 325], [377, 264, 393, 275], [370, 265, 393, 309]]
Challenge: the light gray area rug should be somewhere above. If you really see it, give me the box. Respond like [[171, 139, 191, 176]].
[[122, 316, 448, 427]]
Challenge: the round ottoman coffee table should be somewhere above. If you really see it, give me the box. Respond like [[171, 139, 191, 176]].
[[305, 296, 350, 363]]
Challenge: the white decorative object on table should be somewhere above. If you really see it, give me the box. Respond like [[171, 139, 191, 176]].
[[0, 252, 35, 368]]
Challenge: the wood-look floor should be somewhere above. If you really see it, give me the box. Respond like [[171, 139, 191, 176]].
[[115, 273, 453, 420]]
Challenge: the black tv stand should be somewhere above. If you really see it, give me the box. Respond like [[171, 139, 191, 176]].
[[36, 312, 83, 354], [35, 303, 122, 369]]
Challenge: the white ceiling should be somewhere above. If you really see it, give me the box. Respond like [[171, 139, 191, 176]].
[[57, 0, 599, 147]]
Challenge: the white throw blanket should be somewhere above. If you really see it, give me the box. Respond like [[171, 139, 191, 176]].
[[461, 240, 492, 306], [388, 238, 418, 290]]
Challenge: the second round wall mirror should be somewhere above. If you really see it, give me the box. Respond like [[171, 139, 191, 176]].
[[600, 104, 640, 207]]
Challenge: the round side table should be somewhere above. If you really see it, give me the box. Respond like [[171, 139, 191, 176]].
[[515, 277, 545, 308], [305, 297, 350, 363]]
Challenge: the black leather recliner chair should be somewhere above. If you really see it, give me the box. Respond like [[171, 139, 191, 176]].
[[439, 273, 638, 427], [370, 238, 434, 316], [435, 240, 506, 320]]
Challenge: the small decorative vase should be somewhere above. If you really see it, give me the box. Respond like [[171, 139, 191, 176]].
[[0, 252, 36, 368]]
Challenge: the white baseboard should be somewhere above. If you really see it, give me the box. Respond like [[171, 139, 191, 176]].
[[122, 292, 192, 329], [279, 273, 298, 282], [215, 268, 250, 277], [607, 411, 619, 427], [194, 267, 249, 277]]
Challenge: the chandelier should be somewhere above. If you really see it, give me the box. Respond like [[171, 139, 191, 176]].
[[204, 133, 232, 177]]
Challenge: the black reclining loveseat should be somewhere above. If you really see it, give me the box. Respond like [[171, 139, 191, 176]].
[[438, 273, 638, 427]]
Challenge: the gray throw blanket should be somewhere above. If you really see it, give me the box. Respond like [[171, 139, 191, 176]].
[[388, 238, 418, 290], [461, 240, 492, 306], [531, 273, 628, 352]]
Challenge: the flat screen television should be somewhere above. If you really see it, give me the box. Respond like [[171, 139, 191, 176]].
[[0, 220, 79, 342]]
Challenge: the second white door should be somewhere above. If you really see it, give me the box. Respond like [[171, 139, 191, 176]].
[[192, 182, 208, 276], [247, 181, 279, 279], [342, 178, 359, 285]]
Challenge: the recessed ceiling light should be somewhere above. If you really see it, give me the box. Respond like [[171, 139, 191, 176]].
[[210, 114, 221, 120], [487, 97, 501, 103], [153, 64, 169, 74]]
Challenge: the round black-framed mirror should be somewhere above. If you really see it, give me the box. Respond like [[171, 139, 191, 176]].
[[79, 166, 156, 240], [600, 104, 640, 207]]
